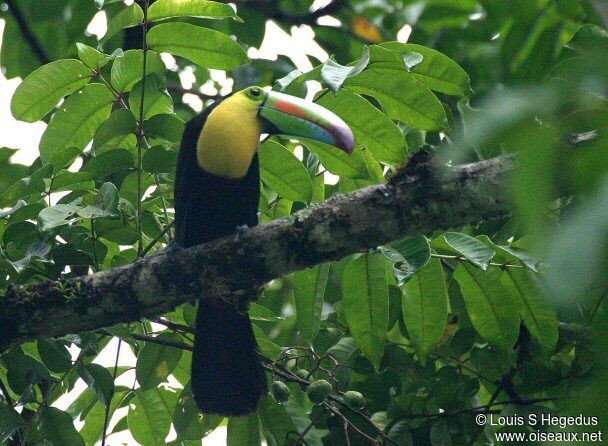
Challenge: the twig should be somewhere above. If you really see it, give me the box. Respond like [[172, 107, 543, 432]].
[[323, 402, 379, 446], [155, 174, 174, 242], [429, 351, 497, 385], [153, 317, 194, 334], [141, 221, 175, 257], [295, 411, 324, 443], [99, 329, 192, 351], [101, 340, 122, 446], [5, 0, 52, 64], [136, 0, 151, 256], [467, 384, 503, 446]]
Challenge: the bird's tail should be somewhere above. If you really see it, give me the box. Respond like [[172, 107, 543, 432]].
[[191, 298, 267, 416]]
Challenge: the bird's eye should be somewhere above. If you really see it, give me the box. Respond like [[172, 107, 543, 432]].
[[250, 88, 262, 97]]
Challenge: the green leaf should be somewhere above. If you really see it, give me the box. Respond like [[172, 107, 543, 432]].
[[301, 139, 368, 179], [38, 407, 85, 446], [444, 232, 495, 270], [67, 390, 97, 420], [564, 24, 608, 54], [258, 397, 299, 446], [10, 59, 91, 122], [84, 149, 134, 177], [37, 339, 72, 373], [317, 90, 406, 165], [227, 413, 261, 446], [148, 0, 243, 22], [39, 84, 114, 163], [502, 269, 558, 352], [387, 421, 413, 446], [276, 69, 304, 90], [111, 49, 166, 92], [129, 74, 174, 119], [346, 69, 447, 130], [143, 114, 185, 143], [147, 22, 249, 70], [252, 325, 282, 360], [293, 264, 330, 343], [327, 337, 358, 385], [389, 235, 431, 284], [79, 390, 129, 444], [430, 419, 451, 446], [49, 147, 82, 173], [0, 403, 23, 443], [499, 244, 541, 271], [258, 141, 312, 202], [51, 171, 96, 192], [454, 263, 519, 350], [379, 43, 471, 96], [475, 235, 539, 271], [173, 384, 222, 441], [128, 388, 175, 445], [98, 182, 120, 215], [0, 179, 31, 208], [142, 146, 177, 174], [401, 258, 448, 362], [249, 303, 282, 322], [343, 253, 389, 369], [102, 2, 144, 43], [136, 333, 183, 390], [93, 108, 137, 151], [5, 350, 50, 394], [95, 0, 124, 8], [38, 204, 81, 230], [77, 363, 115, 407], [320, 47, 369, 92], [77, 43, 123, 69]]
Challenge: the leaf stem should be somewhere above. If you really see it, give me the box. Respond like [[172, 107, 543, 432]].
[[431, 253, 525, 269]]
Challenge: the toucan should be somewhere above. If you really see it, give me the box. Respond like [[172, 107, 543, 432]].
[[174, 86, 355, 416]]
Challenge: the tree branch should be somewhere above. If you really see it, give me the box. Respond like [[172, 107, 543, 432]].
[[0, 154, 516, 351]]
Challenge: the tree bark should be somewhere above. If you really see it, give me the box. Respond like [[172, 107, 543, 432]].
[[0, 154, 515, 352]]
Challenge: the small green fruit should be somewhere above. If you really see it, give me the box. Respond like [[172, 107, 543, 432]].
[[306, 379, 332, 404], [295, 369, 309, 380], [343, 391, 366, 410], [270, 381, 291, 403]]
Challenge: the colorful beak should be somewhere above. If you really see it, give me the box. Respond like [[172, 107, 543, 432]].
[[258, 91, 355, 154]]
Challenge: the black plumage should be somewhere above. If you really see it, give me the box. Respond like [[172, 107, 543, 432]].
[[174, 98, 267, 416]]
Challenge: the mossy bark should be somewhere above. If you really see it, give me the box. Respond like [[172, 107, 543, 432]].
[[0, 155, 516, 351]]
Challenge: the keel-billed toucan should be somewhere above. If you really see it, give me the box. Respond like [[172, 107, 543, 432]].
[[175, 86, 355, 416]]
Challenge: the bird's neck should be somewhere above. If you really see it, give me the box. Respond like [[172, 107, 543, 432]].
[[196, 97, 263, 179]]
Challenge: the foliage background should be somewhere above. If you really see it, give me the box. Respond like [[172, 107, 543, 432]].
[[0, 0, 607, 445]]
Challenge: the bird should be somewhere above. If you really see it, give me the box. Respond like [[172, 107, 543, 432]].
[[174, 86, 355, 416]]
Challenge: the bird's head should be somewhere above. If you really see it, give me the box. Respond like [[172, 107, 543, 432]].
[[196, 86, 355, 179]]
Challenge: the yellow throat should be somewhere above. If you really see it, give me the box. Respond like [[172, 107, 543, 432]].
[[196, 92, 263, 179]]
